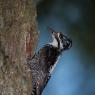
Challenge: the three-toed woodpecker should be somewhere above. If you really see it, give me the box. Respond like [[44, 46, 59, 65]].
[[27, 27, 72, 95]]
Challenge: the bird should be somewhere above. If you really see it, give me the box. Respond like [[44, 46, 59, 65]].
[[27, 27, 72, 95]]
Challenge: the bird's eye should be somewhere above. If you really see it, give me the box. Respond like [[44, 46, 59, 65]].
[[59, 34, 63, 39]]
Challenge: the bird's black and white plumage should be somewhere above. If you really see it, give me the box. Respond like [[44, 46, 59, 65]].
[[27, 27, 72, 95]]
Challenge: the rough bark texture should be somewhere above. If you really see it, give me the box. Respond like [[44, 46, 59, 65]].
[[0, 0, 38, 95]]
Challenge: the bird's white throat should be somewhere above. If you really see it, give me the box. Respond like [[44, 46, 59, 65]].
[[49, 34, 63, 49], [49, 35, 58, 47]]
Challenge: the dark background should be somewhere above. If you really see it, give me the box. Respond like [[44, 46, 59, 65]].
[[37, 0, 95, 95]]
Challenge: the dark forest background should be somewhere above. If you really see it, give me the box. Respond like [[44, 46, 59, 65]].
[[36, 0, 95, 95]]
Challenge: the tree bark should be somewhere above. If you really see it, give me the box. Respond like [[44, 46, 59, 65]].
[[0, 0, 38, 95]]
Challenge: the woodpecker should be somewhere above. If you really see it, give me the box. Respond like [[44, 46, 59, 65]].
[[27, 27, 72, 95]]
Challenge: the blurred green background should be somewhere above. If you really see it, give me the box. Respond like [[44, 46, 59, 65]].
[[37, 0, 95, 95]]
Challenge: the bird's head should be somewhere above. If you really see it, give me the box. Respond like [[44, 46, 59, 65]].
[[48, 27, 72, 51]]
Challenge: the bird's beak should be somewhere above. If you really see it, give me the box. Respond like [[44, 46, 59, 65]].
[[48, 27, 57, 37]]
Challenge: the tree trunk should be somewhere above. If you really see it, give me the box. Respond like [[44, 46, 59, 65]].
[[0, 0, 38, 95]]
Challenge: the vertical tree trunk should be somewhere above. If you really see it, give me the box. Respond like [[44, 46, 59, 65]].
[[0, 0, 38, 95]]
